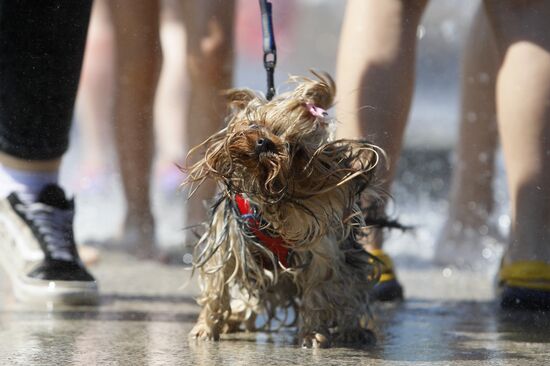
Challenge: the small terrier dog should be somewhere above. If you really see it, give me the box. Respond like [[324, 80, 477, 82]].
[[185, 72, 384, 348]]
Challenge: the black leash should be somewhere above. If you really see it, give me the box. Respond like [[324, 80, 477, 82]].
[[259, 0, 277, 100]]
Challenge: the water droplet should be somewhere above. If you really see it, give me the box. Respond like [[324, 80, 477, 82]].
[[442, 267, 453, 278], [478, 72, 490, 84], [183, 253, 193, 264], [417, 25, 426, 40], [479, 225, 489, 235], [452, 221, 463, 233], [498, 214, 511, 231], [482, 248, 493, 259]]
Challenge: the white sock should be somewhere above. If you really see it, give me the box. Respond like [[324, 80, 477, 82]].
[[0, 163, 59, 203]]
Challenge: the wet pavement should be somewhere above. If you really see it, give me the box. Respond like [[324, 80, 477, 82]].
[[1, 146, 547, 365], [1, 251, 549, 365]]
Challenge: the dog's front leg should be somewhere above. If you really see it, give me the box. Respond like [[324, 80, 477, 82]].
[[190, 292, 230, 341], [296, 265, 334, 348], [190, 260, 235, 340], [298, 291, 332, 348], [222, 311, 257, 334]]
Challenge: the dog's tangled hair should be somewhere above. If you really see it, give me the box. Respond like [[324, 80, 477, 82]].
[[184, 71, 386, 348]]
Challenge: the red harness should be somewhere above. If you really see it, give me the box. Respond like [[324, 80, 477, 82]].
[[234, 193, 289, 267]]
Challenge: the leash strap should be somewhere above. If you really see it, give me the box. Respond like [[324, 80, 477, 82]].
[[259, 0, 277, 100]]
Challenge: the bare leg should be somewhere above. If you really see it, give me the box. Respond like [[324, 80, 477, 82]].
[[75, 0, 115, 179], [434, 5, 501, 268], [0, 154, 60, 172], [336, 0, 428, 250], [155, 0, 187, 169], [182, 0, 235, 241], [484, 0, 550, 264], [109, 0, 162, 256]]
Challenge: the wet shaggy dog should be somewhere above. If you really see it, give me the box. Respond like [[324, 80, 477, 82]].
[[185, 72, 384, 348]]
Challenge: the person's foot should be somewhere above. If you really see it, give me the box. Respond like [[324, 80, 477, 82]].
[[0, 184, 98, 305], [113, 215, 157, 259], [155, 245, 194, 266], [498, 261, 550, 311], [78, 244, 101, 266], [433, 219, 504, 270], [369, 249, 404, 302]]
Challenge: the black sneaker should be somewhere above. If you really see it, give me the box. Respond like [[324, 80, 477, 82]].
[[0, 184, 98, 304]]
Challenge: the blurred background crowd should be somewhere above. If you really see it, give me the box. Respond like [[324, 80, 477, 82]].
[[67, 0, 497, 268]]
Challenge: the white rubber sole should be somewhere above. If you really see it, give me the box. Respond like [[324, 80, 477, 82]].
[[12, 273, 99, 305]]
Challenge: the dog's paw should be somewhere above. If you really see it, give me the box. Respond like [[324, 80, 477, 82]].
[[335, 329, 376, 346], [221, 319, 242, 334], [189, 323, 220, 341], [300, 332, 331, 349], [222, 312, 256, 334]]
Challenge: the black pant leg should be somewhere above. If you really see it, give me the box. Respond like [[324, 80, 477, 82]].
[[0, 1, 92, 160]]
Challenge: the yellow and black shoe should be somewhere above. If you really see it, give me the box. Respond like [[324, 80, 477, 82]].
[[499, 261, 550, 311], [370, 249, 404, 302]]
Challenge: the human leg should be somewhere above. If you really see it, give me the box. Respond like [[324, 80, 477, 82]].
[[337, 0, 428, 248], [74, 0, 115, 191], [109, 0, 162, 256], [182, 0, 235, 240], [155, 0, 187, 180], [336, 0, 428, 300], [434, 4, 501, 268], [484, 0, 550, 309], [0, 1, 97, 304]]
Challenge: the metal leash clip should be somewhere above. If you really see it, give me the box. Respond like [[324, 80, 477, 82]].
[[259, 0, 277, 101]]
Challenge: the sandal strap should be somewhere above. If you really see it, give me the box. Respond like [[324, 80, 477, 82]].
[[369, 248, 396, 282], [500, 261, 550, 291]]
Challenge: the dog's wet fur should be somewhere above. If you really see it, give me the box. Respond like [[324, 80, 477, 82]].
[[184, 72, 386, 348]]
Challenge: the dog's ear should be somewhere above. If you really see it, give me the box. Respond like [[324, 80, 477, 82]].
[[293, 70, 336, 110], [224, 88, 258, 111]]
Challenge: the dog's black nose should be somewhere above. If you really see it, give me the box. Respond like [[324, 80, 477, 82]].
[[255, 137, 276, 153]]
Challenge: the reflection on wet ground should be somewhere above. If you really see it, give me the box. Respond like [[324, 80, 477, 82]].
[[372, 301, 550, 363], [1, 252, 549, 365]]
